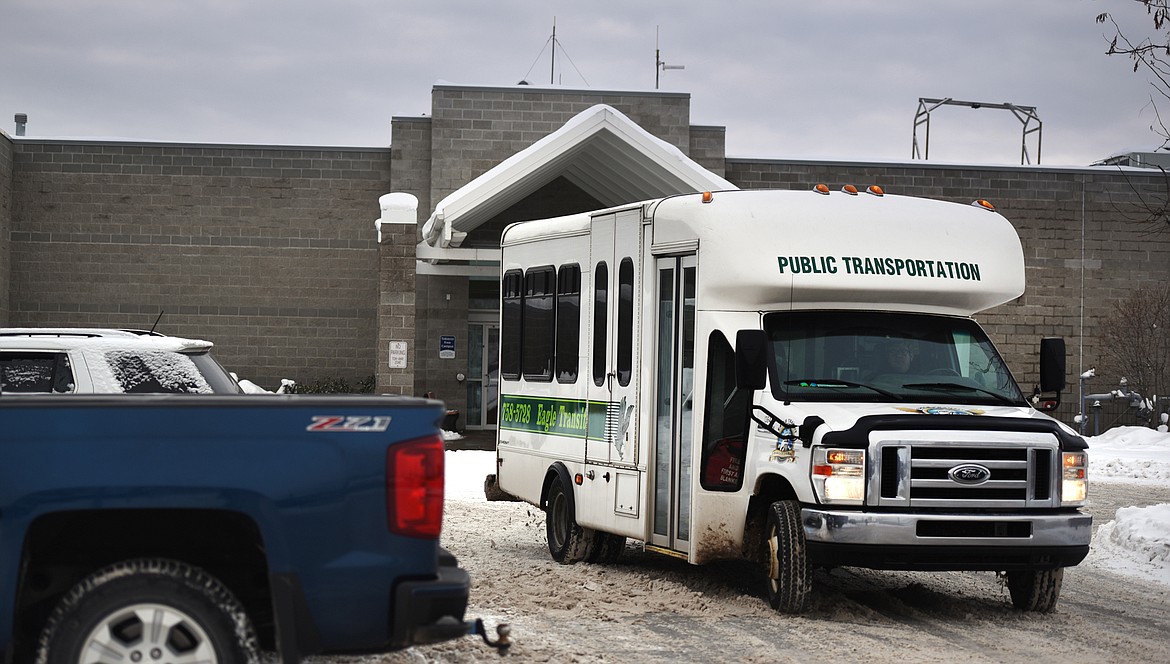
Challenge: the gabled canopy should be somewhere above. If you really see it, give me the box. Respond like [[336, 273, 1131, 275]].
[[420, 104, 736, 248]]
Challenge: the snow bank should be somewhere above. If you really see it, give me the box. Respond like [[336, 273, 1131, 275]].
[[1088, 425, 1170, 485]]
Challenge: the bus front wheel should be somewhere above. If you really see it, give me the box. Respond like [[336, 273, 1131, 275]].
[[762, 500, 812, 613]]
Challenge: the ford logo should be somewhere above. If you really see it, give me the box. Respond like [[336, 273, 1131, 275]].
[[949, 464, 992, 485]]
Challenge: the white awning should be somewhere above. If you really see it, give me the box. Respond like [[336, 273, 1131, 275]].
[[419, 104, 736, 249]]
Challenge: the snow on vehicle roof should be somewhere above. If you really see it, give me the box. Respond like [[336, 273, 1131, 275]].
[[0, 329, 213, 353]]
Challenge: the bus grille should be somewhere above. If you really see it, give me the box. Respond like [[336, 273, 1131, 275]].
[[869, 440, 1058, 509]]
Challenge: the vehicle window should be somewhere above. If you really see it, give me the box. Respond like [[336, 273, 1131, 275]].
[[522, 266, 555, 381], [189, 352, 244, 394], [763, 311, 1026, 406], [0, 352, 75, 393], [700, 332, 749, 491], [592, 262, 608, 386], [105, 350, 213, 394], [501, 269, 523, 380], [556, 264, 581, 383], [617, 258, 634, 387]]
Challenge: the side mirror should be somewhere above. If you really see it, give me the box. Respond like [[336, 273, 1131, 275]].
[[1039, 337, 1066, 393], [735, 330, 768, 390], [1032, 337, 1066, 411]]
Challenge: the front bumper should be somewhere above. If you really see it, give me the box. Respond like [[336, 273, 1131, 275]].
[[802, 507, 1092, 570]]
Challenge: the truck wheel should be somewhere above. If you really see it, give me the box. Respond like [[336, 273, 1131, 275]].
[[586, 532, 627, 563], [762, 500, 812, 613], [36, 558, 259, 664], [1006, 567, 1064, 612], [546, 474, 590, 564]]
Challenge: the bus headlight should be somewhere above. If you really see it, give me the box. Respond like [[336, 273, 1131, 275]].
[[1061, 451, 1087, 505], [812, 448, 865, 504]]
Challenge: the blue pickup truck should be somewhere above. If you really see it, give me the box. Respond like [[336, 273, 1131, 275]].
[[0, 393, 497, 663]]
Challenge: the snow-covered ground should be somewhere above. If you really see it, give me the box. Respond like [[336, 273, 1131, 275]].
[[1079, 426, 1170, 586], [443, 426, 1170, 587]]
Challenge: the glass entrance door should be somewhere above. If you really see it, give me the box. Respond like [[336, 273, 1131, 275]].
[[466, 322, 499, 430], [650, 255, 697, 553]]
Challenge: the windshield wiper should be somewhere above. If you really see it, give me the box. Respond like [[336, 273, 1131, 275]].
[[783, 378, 902, 401], [901, 382, 1019, 406]]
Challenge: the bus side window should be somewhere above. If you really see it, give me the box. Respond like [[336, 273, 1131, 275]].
[[501, 270, 523, 380], [522, 266, 556, 381], [700, 331, 750, 491], [556, 264, 580, 383], [592, 262, 608, 386], [617, 257, 634, 387]]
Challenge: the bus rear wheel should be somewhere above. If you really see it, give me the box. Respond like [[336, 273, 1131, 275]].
[[546, 473, 590, 564]]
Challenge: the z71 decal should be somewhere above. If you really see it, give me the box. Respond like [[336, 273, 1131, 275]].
[[307, 415, 393, 432]]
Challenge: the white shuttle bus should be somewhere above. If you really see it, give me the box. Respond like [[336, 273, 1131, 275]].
[[493, 187, 1090, 612]]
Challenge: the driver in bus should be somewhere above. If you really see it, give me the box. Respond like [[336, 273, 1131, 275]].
[[881, 338, 917, 374]]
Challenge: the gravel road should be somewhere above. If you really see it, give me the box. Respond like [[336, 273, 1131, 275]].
[[313, 481, 1170, 664]]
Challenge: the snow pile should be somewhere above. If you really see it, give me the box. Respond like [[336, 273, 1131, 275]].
[[1091, 504, 1170, 586], [444, 427, 1170, 586], [1088, 425, 1170, 484]]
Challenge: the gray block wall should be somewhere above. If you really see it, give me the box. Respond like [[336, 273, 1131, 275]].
[[0, 131, 12, 325], [7, 140, 391, 390], [427, 85, 692, 206]]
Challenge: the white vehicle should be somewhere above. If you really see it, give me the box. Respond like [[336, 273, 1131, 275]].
[[493, 187, 1090, 613], [0, 328, 242, 394]]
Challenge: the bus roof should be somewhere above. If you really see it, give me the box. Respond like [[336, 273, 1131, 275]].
[[501, 188, 1026, 317]]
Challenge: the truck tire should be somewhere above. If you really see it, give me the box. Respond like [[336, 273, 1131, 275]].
[[762, 500, 812, 613], [586, 532, 627, 564], [546, 474, 590, 564], [36, 558, 260, 664], [1006, 567, 1064, 612]]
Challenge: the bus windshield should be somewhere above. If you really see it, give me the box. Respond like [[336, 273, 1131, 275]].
[[763, 311, 1027, 406]]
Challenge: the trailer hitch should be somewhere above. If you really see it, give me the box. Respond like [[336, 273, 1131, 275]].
[[469, 618, 512, 654]]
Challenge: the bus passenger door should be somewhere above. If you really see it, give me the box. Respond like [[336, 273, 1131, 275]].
[[586, 210, 640, 466], [649, 254, 697, 554]]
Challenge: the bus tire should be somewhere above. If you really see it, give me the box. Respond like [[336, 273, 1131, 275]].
[[587, 532, 626, 563], [36, 558, 259, 664], [762, 500, 812, 613], [546, 473, 589, 564], [1006, 567, 1063, 612]]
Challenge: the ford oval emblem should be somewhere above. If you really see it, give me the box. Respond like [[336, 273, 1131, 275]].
[[949, 464, 992, 485]]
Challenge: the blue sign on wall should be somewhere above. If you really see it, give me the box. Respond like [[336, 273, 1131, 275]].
[[439, 335, 456, 359]]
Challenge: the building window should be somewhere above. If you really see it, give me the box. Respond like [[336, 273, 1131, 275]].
[[501, 270, 522, 380], [617, 257, 634, 387], [522, 266, 556, 381], [593, 261, 608, 386], [556, 264, 581, 383]]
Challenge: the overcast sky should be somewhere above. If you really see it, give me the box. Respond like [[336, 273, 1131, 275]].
[[0, 0, 1162, 166]]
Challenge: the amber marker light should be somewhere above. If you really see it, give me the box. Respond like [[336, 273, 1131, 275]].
[[701, 191, 714, 203], [866, 185, 885, 197], [814, 183, 831, 195], [972, 199, 997, 211], [842, 184, 859, 195]]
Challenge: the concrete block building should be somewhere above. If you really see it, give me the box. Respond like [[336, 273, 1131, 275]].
[[2, 83, 1168, 432]]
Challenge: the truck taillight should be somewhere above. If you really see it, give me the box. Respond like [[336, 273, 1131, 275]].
[[386, 434, 445, 539]]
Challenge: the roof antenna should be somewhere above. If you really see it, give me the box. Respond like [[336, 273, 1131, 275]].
[[149, 310, 165, 334]]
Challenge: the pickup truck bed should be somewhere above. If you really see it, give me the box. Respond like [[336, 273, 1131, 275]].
[[0, 394, 471, 663]]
